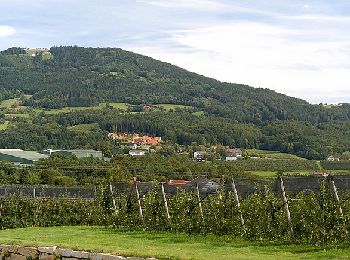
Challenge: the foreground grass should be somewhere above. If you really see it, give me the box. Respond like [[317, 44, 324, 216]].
[[0, 226, 349, 260]]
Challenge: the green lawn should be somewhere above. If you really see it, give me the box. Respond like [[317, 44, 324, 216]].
[[248, 171, 310, 178], [246, 149, 305, 160], [156, 104, 193, 111], [0, 226, 349, 260], [103, 102, 129, 110], [0, 98, 20, 108]]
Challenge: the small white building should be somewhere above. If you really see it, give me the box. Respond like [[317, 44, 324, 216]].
[[225, 148, 243, 161], [193, 151, 206, 162], [128, 143, 138, 150], [327, 155, 340, 162], [129, 150, 146, 156]]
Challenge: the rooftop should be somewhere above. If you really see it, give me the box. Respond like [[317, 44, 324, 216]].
[[0, 149, 48, 161]]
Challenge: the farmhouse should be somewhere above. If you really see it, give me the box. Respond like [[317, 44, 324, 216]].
[[193, 151, 206, 162], [225, 148, 243, 161], [326, 155, 340, 162], [0, 149, 48, 165]]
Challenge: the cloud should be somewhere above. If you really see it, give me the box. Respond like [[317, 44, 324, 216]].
[[137, 0, 227, 11], [0, 26, 15, 38], [126, 21, 350, 103], [283, 14, 350, 23]]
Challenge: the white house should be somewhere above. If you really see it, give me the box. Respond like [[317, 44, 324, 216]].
[[327, 155, 340, 162], [193, 151, 206, 162], [225, 148, 243, 161], [129, 150, 146, 156]]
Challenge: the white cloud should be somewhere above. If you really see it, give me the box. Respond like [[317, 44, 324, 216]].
[[137, 0, 227, 11], [126, 21, 350, 103], [0, 26, 15, 38], [283, 14, 350, 23]]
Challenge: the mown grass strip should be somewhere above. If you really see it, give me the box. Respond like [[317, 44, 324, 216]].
[[0, 226, 348, 260]]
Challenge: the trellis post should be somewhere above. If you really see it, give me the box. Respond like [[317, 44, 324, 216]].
[[328, 175, 343, 216], [135, 182, 144, 220], [196, 183, 204, 220], [109, 182, 118, 215], [161, 183, 171, 220], [231, 178, 246, 234], [279, 176, 293, 236]]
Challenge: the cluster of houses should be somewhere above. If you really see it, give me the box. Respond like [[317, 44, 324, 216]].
[[108, 133, 161, 146], [108, 132, 162, 156], [24, 48, 51, 57]]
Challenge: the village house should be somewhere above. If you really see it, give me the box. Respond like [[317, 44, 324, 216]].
[[128, 143, 138, 150], [326, 155, 340, 162], [128, 150, 146, 156], [225, 148, 243, 161], [310, 171, 328, 177], [168, 179, 191, 188], [193, 151, 206, 162]]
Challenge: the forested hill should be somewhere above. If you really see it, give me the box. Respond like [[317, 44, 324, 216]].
[[1, 46, 350, 160], [1, 46, 349, 124]]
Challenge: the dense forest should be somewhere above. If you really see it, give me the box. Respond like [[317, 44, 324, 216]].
[[1, 46, 350, 159]]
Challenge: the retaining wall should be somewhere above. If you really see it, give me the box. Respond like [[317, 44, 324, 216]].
[[0, 245, 157, 260]]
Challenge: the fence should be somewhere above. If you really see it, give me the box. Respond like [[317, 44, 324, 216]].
[[2, 175, 350, 199]]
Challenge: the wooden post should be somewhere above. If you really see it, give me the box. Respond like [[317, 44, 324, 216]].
[[109, 182, 118, 215], [135, 182, 144, 220], [279, 176, 293, 236], [329, 176, 343, 216], [33, 187, 36, 199], [196, 183, 204, 220], [161, 183, 171, 220], [231, 178, 246, 234]]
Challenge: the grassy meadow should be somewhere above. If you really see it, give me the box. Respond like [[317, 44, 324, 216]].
[[0, 226, 349, 260]]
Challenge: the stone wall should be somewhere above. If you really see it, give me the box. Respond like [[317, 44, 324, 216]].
[[0, 245, 157, 260]]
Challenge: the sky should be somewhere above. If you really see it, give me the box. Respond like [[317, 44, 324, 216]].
[[1, 0, 350, 104]]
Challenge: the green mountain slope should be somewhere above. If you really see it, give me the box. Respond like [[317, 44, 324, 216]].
[[1, 46, 350, 159]]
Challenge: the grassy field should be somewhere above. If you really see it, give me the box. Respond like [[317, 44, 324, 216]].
[[248, 171, 310, 178], [246, 149, 305, 160], [0, 98, 205, 119], [156, 103, 193, 111], [0, 226, 349, 260], [0, 98, 20, 108]]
